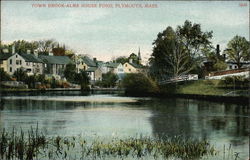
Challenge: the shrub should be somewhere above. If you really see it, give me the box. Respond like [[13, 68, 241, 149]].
[[0, 68, 11, 81], [75, 71, 90, 90], [218, 76, 249, 88], [122, 73, 159, 95], [100, 72, 118, 88], [13, 69, 28, 82]]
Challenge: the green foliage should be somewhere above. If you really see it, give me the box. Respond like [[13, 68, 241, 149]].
[[174, 80, 228, 95], [114, 56, 128, 64], [218, 76, 249, 88], [213, 60, 227, 71], [13, 69, 28, 82], [150, 20, 213, 80], [0, 127, 216, 160], [75, 71, 90, 90], [25, 75, 36, 88], [99, 71, 118, 88], [64, 63, 76, 83], [35, 74, 46, 84], [226, 35, 250, 68], [128, 53, 140, 64], [0, 68, 11, 81], [122, 73, 159, 95]]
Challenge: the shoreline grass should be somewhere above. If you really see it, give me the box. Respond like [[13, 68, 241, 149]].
[[0, 126, 217, 160]]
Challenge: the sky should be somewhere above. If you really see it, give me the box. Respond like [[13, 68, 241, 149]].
[[1, 1, 249, 63]]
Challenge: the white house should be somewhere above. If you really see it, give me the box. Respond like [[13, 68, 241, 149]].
[[6, 49, 44, 75], [106, 62, 125, 80]]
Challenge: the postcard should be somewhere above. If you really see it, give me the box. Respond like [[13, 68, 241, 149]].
[[0, 1, 249, 159]]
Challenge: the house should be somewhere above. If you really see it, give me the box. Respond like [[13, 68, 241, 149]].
[[39, 54, 73, 79], [6, 49, 44, 75], [123, 59, 144, 73], [86, 67, 102, 83], [76, 56, 102, 83], [106, 62, 125, 80], [0, 53, 12, 72], [226, 61, 250, 70], [76, 56, 97, 72], [97, 61, 109, 74]]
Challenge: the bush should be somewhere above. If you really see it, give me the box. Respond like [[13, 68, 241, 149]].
[[75, 71, 90, 90], [99, 72, 118, 88], [218, 76, 249, 88], [13, 69, 28, 82], [122, 73, 159, 95], [64, 63, 76, 83], [0, 68, 11, 81]]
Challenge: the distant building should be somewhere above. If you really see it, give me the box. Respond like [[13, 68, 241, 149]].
[[39, 54, 73, 78], [123, 60, 144, 73], [106, 62, 125, 80], [6, 47, 44, 75], [85, 67, 102, 83], [0, 53, 12, 72], [76, 56, 102, 83], [226, 61, 250, 70]]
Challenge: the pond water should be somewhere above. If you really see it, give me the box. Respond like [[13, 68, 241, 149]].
[[0, 91, 249, 159]]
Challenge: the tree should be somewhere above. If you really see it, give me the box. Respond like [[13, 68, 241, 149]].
[[114, 56, 128, 64], [37, 39, 57, 55], [122, 73, 159, 95], [203, 47, 227, 72], [225, 35, 250, 68], [64, 63, 76, 83], [13, 68, 28, 81], [0, 68, 11, 81], [101, 71, 118, 87], [149, 20, 213, 80], [75, 71, 90, 90], [13, 40, 39, 54]]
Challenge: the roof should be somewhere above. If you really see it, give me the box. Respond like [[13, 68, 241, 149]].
[[0, 53, 12, 60], [20, 53, 43, 63], [128, 62, 143, 69], [86, 67, 98, 72], [107, 62, 120, 68], [81, 56, 97, 67], [39, 55, 73, 65], [226, 60, 250, 65]]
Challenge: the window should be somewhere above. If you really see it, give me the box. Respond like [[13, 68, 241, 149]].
[[235, 66, 237, 69], [26, 62, 29, 66], [16, 55, 18, 58], [10, 67, 12, 72], [229, 65, 232, 69], [84, 66, 86, 70], [20, 60, 22, 65], [125, 64, 127, 67], [129, 69, 131, 71], [0, 60, 3, 64], [10, 59, 12, 64], [16, 60, 19, 65]]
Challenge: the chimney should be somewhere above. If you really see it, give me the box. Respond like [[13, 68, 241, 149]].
[[93, 58, 97, 66], [222, 53, 226, 62], [129, 58, 133, 63], [12, 44, 15, 54], [27, 50, 31, 54], [216, 44, 220, 56], [34, 49, 38, 57]]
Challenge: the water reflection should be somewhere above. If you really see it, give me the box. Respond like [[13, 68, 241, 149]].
[[0, 92, 249, 159]]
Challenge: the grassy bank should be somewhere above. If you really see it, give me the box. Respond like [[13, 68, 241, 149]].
[[161, 80, 248, 96], [0, 127, 217, 160]]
